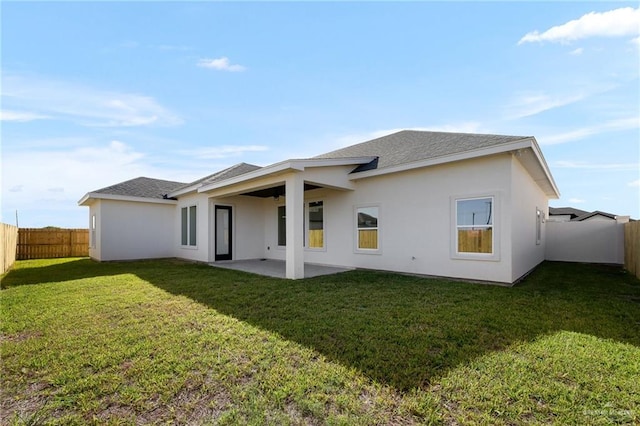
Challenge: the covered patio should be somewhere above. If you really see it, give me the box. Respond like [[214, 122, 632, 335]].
[[210, 259, 353, 279]]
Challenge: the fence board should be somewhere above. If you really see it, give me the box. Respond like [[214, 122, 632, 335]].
[[1, 223, 19, 274], [625, 221, 640, 280], [17, 228, 89, 260]]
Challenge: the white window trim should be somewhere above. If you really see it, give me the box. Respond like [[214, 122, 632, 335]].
[[536, 207, 544, 245], [305, 199, 326, 252], [276, 203, 287, 249], [180, 203, 198, 249], [90, 214, 96, 249], [354, 203, 382, 255], [450, 194, 500, 261]]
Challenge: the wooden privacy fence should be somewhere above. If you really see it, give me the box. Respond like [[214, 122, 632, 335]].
[[625, 221, 640, 280], [1, 223, 19, 274], [17, 228, 89, 260]]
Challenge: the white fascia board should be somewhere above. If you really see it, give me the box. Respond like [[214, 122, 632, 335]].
[[529, 137, 561, 199], [348, 139, 535, 180], [197, 157, 375, 194], [77, 192, 178, 206], [167, 185, 199, 198]]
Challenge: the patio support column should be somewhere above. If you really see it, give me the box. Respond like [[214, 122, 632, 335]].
[[285, 173, 304, 279]]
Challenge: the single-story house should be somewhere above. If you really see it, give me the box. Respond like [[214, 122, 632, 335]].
[[79, 130, 560, 284]]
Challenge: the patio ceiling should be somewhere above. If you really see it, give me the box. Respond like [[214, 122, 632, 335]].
[[241, 183, 321, 198]]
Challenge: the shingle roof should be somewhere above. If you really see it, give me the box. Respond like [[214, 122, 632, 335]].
[[173, 162, 261, 193], [572, 210, 617, 221], [92, 177, 187, 199], [314, 130, 529, 171], [548, 207, 589, 218]]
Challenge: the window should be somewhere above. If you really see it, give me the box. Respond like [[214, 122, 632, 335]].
[[456, 197, 493, 254], [356, 206, 379, 250], [536, 208, 543, 245], [181, 205, 197, 246], [90, 214, 96, 248], [307, 201, 324, 249], [277, 205, 286, 246]]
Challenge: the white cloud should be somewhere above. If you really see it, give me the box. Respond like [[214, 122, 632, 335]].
[[628, 179, 640, 187], [177, 145, 268, 159], [569, 47, 584, 55], [2, 73, 182, 127], [518, 7, 640, 45], [539, 116, 639, 145], [554, 160, 639, 171], [506, 92, 588, 119], [0, 109, 50, 122], [568, 198, 586, 204], [197, 57, 246, 72]]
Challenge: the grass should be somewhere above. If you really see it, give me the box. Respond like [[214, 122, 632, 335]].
[[1, 258, 639, 425]]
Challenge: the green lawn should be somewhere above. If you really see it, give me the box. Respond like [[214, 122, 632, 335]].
[[1, 258, 639, 425]]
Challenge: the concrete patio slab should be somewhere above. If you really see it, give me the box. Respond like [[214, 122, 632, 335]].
[[210, 259, 352, 279]]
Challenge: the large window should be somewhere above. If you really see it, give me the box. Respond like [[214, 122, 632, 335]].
[[181, 205, 197, 246], [307, 201, 324, 249], [277, 205, 286, 246], [456, 197, 493, 254], [356, 206, 379, 250]]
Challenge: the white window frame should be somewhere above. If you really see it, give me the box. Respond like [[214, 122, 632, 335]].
[[305, 199, 326, 251], [451, 194, 500, 261], [180, 204, 198, 248], [276, 204, 287, 248], [90, 214, 96, 249], [536, 207, 544, 245], [354, 204, 381, 254]]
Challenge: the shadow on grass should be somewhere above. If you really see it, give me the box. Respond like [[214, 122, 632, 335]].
[[3, 259, 640, 391]]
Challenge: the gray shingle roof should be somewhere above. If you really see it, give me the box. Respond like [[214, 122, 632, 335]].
[[173, 162, 261, 192], [549, 207, 589, 218], [572, 210, 617, 221], [314, 130, 530, 171], [92, 177, 187, 199]]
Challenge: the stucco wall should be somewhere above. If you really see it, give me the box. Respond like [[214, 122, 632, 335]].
[[98, 200, 175, 261], [175, 193, 267, 263], [546, 221, 625, 264], [259, 155, 519, 283], [509, 156, 548, 282]]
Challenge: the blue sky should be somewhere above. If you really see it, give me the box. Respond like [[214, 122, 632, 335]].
[[2, 2, 639, 228]]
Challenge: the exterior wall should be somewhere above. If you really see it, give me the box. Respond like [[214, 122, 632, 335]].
[[546, 221, 625, 264], [260, 155, 517, 283], [217, 196, 265, 261], [99, 200, 175, 261], [176, 193, 267, 263], [509, 155, 548, 282], [175, 192, 211, 262]]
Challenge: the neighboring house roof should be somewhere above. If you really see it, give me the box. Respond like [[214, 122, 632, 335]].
[[548, 207, 589, 219], [572, 210, 617, 221], [78, 177, 187, 205], [549, 207, 619, 222], [315, 130, 529, 171]]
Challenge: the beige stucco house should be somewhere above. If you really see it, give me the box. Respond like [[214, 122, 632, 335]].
[[79, 130, 560, 284]]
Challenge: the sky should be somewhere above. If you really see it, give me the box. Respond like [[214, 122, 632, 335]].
[[1, 2, 639, 228]]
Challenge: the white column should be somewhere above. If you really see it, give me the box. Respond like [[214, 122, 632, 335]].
[[285, 174, 304, 279]]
